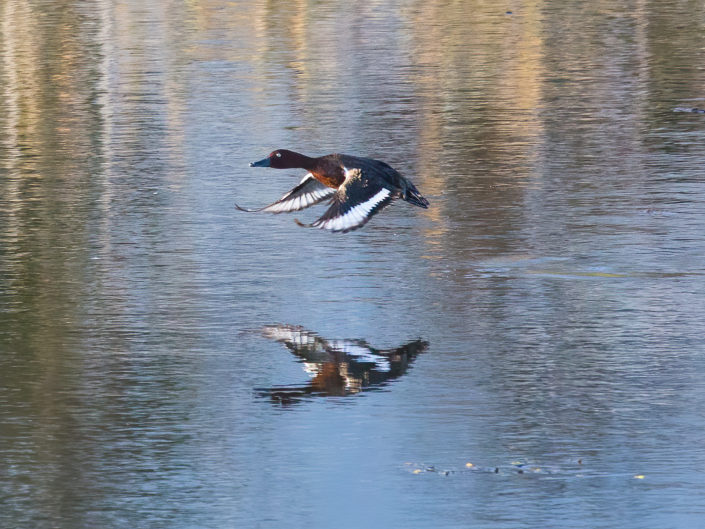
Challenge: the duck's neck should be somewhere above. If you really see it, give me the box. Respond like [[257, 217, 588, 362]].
[[287, 152, 343, 187], [289, 151, 317, 171]]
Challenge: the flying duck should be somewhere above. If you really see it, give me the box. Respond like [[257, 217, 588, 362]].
[[236, 149, 429, 233]]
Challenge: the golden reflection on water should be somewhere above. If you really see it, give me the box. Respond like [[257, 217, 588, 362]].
[[408, 2, 546, 257], [3, 0, 705, 320]]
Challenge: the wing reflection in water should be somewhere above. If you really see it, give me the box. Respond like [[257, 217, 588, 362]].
[[256, 325, 428, 405]]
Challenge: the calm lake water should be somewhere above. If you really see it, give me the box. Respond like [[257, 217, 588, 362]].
[[2, 1, 705, 528]]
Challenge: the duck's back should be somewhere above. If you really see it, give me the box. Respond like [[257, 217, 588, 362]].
[[316, 153, 428, 209], [331, 154, 404, 187]]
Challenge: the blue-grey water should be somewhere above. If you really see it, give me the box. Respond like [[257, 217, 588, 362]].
[[2, 1, 705, 528]]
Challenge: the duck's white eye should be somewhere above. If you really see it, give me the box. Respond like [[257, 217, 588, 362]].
[[276, 152, 282, 158]]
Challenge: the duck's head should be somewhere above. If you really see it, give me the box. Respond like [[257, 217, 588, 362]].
[[249, 149, 302, 169]]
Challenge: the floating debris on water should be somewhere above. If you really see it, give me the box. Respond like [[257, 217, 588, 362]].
[[406, 458, 646, 481], [673, 107, 705, 113]]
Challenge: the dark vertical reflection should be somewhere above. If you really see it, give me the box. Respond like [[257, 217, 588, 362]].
[[1, 2, 110, 524], [0, 1, 198, 526]]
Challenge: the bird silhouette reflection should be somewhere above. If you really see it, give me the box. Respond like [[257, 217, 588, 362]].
[[256, 325, 428, 405]]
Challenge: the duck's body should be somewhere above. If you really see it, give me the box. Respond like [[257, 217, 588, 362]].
[[237, 149, 429, 233]]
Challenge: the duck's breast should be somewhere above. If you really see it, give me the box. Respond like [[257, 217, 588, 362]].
[[312, 156, 347, 188]]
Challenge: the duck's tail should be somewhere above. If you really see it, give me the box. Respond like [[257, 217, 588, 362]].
[[403, 181, 430, 209]]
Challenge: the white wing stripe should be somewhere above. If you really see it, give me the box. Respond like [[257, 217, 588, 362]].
[[262, 175, 334, 213], [328, 340, 391, 371], [319, 188, 391, 231]]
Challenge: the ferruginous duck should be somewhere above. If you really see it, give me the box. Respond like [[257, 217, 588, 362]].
[[236, 149, 429, 233]]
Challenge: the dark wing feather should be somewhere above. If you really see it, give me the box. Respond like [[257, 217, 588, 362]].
[[295, 169, 396, 233], [334, 154, 429, 208], [235, 174, 334, 213]]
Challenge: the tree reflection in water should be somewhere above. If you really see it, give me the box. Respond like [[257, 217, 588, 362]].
[[256, 325, 428, 405]]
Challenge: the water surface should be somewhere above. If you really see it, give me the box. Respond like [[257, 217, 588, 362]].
[[2, 1, 705, 528]]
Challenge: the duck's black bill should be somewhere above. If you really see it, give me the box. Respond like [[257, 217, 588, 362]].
[[249, 157, 270, 168]]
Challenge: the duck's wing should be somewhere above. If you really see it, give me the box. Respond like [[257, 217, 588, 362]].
[[295, 168, 396, 233], [326, 339, 391, 371], [235, 173, 334, 213]]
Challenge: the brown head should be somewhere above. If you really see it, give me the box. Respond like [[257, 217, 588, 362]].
[[249, 149, 312, 169]]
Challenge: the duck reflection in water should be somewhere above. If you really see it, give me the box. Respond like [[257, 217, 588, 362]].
[[256, 325, 428, 405]]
